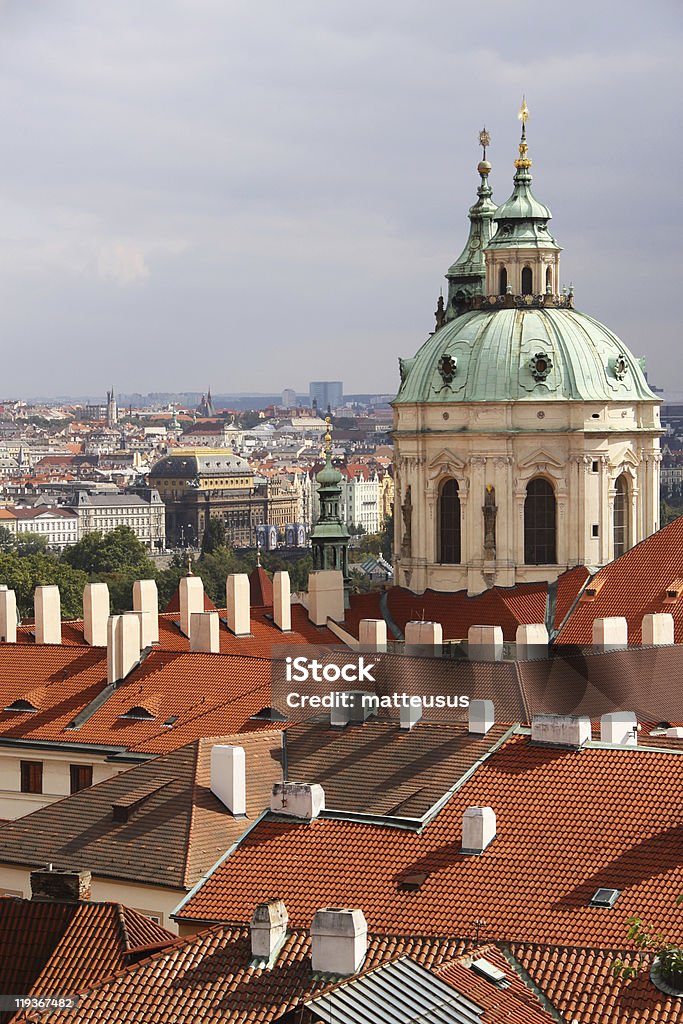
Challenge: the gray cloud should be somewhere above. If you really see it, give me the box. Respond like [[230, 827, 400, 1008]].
[[0, 0, 680, 397]]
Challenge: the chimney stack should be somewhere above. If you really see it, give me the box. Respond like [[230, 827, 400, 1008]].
[[270, 782, 325, 820], [310, 907, 368, 976], [210, 744, 246, 815], [400, 699, 422, 731], [461, 806, 496, 855], [226, 573, 251, 636], [107, 614, 142, 685], [358, 618, 387, 651], [307, 570, 344, 625], [179, 575, 204, 638], [190, 611, 220, 653], [273, 571, 291, 632], [600, 711, 638, 746], [133, 579, 159, 644], [34, 585, 61, 645], [642, 613, 674, 646], [330, 691, 375, 728], [468, 625, 503, 661], [469, 699, 495, 735], [531, 714, 592, 747], [31, 866, 91, 903], [592, 616, 628, 651], [83, 583, 110, 647], [0, 586, 17, 643], [405, 620, 442, 655], [515, 623, 549, 660], [250, 899, 288, 960]]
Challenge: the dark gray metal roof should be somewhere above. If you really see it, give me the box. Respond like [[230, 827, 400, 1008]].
[[306, 956, 485, 1024]]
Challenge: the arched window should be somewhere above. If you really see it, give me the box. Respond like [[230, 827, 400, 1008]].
[[524, 478, 556, 564], [521, 266, 533, 295], [545, 266, 552, 292], [499, 266, 507, 294], [439, 479, 461, 563], [613, 475, 629, 558]]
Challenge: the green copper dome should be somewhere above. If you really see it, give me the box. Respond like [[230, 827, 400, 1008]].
[[394, 307, 658, 404]]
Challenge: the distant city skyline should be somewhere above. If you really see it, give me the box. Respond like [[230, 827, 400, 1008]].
[[0, 1, 680, 395]]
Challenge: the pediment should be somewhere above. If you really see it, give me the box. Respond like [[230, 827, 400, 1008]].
[[517, 449, 565, 471], [428, 449, 467, 478]]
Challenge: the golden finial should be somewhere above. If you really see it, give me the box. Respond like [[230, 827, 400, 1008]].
[[187, 554, 193, 575], [514, 95, 532, 170], [322, 415, 332, 459], [478, 127, 491, 160], [256, 542, 261, 567]]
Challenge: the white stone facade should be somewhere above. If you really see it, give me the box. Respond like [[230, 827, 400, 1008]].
[[393, 398, 661, 595]]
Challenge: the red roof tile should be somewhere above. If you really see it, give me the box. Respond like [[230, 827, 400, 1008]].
[[249, 565, 273, 607], [558, 517, 683, 645], [176, 736, 683, 951]]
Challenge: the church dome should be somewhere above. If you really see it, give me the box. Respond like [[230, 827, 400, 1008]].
[[394, 306, 658, 404]]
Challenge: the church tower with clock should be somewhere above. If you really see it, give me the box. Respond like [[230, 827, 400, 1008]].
[[392, 103, 662, 596]]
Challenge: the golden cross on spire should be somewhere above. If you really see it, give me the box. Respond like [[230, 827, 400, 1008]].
[[478, 127, 491, 160], [515, 95, 532, 170]]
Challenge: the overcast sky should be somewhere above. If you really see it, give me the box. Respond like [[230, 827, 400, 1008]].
[[0, 0, 681, 400]]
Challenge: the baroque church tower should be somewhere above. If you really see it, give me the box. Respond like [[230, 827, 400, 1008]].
[[393, 103, 662, 596]]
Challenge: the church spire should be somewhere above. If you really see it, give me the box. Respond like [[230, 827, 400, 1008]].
[[444, 129, 497, 320], [310, 416, 350, 606]]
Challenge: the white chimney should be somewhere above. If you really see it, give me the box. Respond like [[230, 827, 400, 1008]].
[[400, 698, 422, 731], [179, 575, 204, 638], [135, 611, 156, 649], [270, 782, 325, 820], [515, 623, 549, 660], [0, 586, 17, 643], [330, 691, 375, 728], [531, 714, 592, 747], [358, 618, 387, 651], [191, 611, 220, 654], [307, 570, 344, 625], [642, 613, 674, 646], [310, 907, 368, 976], [273, 571, 291, 632], [600, 712, 638, 746], [461, 806, 496, 854], [468, 625, 503, 661], [83, 583, 109, 647], [34, 585, 61, 645], [592, 616, 628, 651], [107, 613, 142, 685], [405, 620, 443, 651], [250, 899, 288, 960], [226, 573, 251, 636], [133, 579, 159, 644], [469, 699, 495, 735], [210, 744, 246, 815]]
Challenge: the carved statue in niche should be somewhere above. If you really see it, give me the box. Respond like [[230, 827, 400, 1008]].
[[401, 485, 413, 558], [483, 484, 497, 560]]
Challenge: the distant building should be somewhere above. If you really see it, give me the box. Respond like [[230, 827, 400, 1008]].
[[2, 506, 79, 550], [309, 381, 343, 411], [72, 489, 165, 550], [281, 388, 297, 409]]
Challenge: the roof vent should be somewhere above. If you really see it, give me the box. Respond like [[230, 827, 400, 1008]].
[[590, 887, 621, 908], [397, 872, 428, 892], [470, 957, 509, 988], [664, 579, 683, 604], [580, 577, 605, 602], [4, 699, 38, 713], [119, 705, 155, 721]]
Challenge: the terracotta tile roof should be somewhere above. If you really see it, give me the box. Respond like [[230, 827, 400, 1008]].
[[249, 565, 273, 607], [163, 583, 217, 614], [285, 719, 512, 819], [517, 646, 683, 723], [0, 646, 108, 744], [0, 732, 282, 889], [11, 926, 470, 1024], [553, 565, 592, 632], [175, 736, 683, 951], [434, 944, 558, 1024], [0, 898, 174, 1013], [511, 942, 683, 1024], [557, 516, 683, 645]]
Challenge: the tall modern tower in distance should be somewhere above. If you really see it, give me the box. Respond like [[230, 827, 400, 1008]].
[[309, 381, 343, 412]]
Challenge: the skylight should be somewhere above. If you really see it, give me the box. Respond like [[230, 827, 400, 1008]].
[[590, 888, 621, 908]]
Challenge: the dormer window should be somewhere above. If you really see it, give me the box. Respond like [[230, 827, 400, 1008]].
[[4, 699, 38, 714], [119, 705, 156, 721]]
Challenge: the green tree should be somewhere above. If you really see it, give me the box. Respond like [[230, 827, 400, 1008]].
[[201, 517, 227, 555], [0, 552, 88, 619], [62, 527, 157, 613]]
